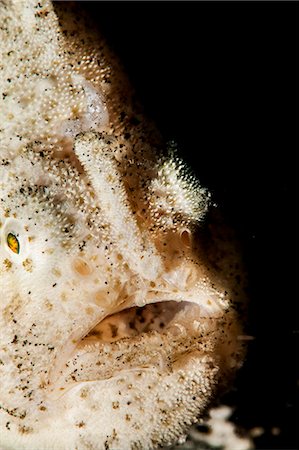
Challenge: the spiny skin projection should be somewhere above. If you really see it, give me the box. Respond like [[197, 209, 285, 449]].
[[0, 1, 246, 450]]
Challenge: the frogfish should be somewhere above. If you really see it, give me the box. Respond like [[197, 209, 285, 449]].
[[0, 1, 247, 449]]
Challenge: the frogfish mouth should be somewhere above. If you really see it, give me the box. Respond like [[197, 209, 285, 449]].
[[0, 1, 247, 449]]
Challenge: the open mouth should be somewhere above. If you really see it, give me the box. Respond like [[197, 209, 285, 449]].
[[83, 301, 194, 343], [49, 299, 224, 397]]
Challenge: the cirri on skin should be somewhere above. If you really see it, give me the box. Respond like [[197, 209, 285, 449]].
[[0, 1, 247, 449]]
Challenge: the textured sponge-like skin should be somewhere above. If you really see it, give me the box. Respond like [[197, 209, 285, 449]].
[[0, 1, 246, 449]]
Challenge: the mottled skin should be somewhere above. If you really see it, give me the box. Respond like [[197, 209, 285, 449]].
[[0, 1, 246, 449]]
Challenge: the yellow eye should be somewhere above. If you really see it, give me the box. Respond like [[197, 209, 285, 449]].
[[7, 233, 20, 254]]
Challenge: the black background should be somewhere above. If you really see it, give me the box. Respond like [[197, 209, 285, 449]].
[[81, 2, 297, 449]]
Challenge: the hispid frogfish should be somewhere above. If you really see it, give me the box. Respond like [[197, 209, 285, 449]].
[[0, 1, 247, 449]]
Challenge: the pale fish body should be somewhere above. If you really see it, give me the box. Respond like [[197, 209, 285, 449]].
[[0, 1, 246, 449]]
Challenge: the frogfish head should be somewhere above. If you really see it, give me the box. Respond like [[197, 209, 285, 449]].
[[0, 1, 247, 449]]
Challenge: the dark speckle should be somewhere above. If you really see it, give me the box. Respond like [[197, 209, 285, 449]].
[[109, 324, 118, 338], [76, 421, 85, 428]]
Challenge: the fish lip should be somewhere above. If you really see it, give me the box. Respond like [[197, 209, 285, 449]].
[[48, 275, 228, 395], [47, 298, 207, 397], [48, 294, 136, 387]]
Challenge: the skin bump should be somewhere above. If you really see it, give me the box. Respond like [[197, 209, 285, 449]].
[[72, 257, 93, 277]]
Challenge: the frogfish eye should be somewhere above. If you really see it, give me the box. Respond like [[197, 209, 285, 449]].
[[7, 233, 20, 254]]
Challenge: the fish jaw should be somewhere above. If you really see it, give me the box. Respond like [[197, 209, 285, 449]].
[[0, 288, 242, 450]]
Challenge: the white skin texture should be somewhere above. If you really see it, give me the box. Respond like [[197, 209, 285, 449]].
[[0, 1, 246, 449]]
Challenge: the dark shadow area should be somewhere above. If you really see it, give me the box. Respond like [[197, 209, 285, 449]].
[[80, 2, 296, 448]]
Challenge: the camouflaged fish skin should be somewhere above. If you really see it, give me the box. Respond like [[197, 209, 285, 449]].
[[0, 1, 246, 449]]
